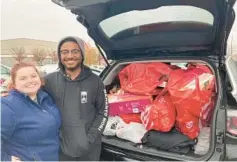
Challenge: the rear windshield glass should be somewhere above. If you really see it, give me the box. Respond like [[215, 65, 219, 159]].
[[99, 6, 214, 38]]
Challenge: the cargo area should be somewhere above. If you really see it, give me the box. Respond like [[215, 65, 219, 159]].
[[102, 60, 220, 160]]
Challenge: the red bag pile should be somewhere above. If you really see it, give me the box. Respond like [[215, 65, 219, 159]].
[[112, 62, 216, 139], [189, 64, 216, 127], [141, 95, 176, 132], [119, 62, 172, 95], [167, 66, 215, 139]]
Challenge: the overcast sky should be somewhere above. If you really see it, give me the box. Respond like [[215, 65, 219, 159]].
[[1, 0, 93, 43], [1, 0, 237, 48]]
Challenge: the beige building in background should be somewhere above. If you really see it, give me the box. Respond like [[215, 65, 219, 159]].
[[1, 38, 57, 67]]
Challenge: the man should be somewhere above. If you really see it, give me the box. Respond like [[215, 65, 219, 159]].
[[44, 36, 108, 161]]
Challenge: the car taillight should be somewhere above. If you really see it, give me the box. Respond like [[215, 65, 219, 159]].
[[227, 110, 237, 138]]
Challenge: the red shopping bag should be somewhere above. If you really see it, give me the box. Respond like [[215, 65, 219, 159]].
[[119, 63, 172, 95], [175, 109, 200, 139], [119, 113, 142, 124], [167, 68, 215, 139], [141, 95, 176, 132], [188, 63, 213, 74]]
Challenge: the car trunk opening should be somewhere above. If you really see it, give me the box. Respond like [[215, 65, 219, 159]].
[[101, 57, 224, 161]]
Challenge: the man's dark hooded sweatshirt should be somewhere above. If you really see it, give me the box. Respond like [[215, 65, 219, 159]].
[[44, 36, 108, 159]]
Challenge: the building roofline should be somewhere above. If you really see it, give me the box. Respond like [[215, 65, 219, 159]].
[[1, 38, 57, 43]]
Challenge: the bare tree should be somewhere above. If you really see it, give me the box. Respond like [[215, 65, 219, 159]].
[[84, 43, 100, 65], [32, 48, 47, 66], [47, 50, 58, 63], [11, 47, 26, 63]]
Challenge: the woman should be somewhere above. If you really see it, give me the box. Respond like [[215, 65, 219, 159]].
[[1, 63, 61, 161]]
